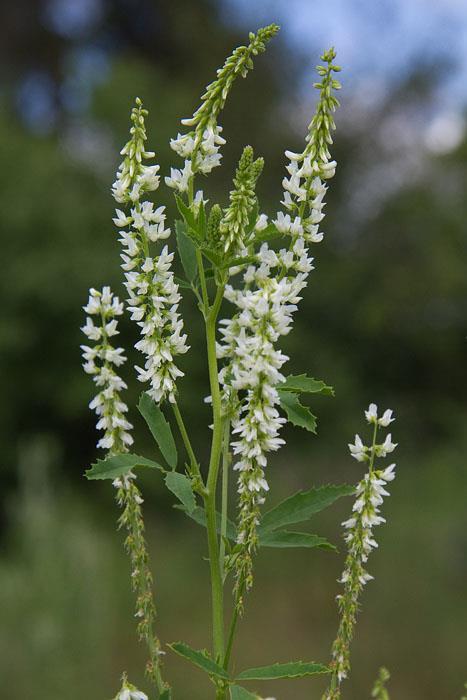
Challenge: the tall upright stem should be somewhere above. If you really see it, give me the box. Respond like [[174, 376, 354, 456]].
[[197, 248, 226, 662], [219, 419, 231, 578], [204, 310, 225, 660]]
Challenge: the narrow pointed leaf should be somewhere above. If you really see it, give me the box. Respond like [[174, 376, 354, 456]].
[[230, 686, 259, 700], [221, 254, 258, 270], [85, 453, 164, 480], [165, 472, 196, 514], [138, 392, 177, 469], [278, 390, 317, 433], [168, 642, 230, 680], [176, 220, 198, 282], [174, 275, 193, 289], [281, 373, 334, 396], [259, 484, 355, 534], [236, 661, 330, 681], [259, 530, 336, 550], [174, 194, 198, 235]]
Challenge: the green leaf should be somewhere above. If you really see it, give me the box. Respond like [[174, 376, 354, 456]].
[[176, 220, 198, 282], [85, 453, 164, 480], [230, 686, 259, 700], [138, 393, 177, 469], [202, 246, 223, 267], [251, 222, 283, 244], [236, 661, 330, 681], [221, 254, 258, 270], [174, 194, 198, 235], [168, 642, 229, 680], [165, 472, 196, 514], [259, 530, 336, 550], [281, 373, 334, 396], [176, 505, 236, 540], [259, 484, 355, 534], [174, 275, 193, 290], [278, 390, 317, 433], [159, 689, 172, 699]]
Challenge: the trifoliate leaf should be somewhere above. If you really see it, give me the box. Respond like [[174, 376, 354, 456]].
[[259, 484, 355, 534], [259, 530, 336, 550], [168, 642, 230, 680], [236, 661, 330, 680], [164, 472, 196, 514], [85, 453, 164, 480], [278, 390, 317, 433], [281, 373, 334, 396], [138, 393, 177, 469], [176, 220, 198, 282]]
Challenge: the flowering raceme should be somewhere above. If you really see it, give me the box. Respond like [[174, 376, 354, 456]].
[[217, 48, 341, 595], [323, 404, 398, 700], [81, 286, 133, 453], [79, 24, 418, 700], [81, 285, 166, 694], [112, 98, 189, 404]]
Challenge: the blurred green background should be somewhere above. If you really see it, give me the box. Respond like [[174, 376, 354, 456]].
[[1, 1, 466, 698]]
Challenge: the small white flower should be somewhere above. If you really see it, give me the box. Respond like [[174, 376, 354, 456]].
[[364, 403, 378, 424], [380, 463, 396, 482], [130, 691, 148, 700], [255, 213, 268, 231], [273, 211, 291, 234], [164, 160, 193, 192], [348, 434, 367, 462], [378, 433, 397, 457], [378, 408, 394, 427], [113, 209, 133, 227]]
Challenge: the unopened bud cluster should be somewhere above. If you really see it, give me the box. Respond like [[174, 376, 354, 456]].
[[167, 24, 279, 189]]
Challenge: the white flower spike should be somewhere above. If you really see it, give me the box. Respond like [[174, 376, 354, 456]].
[[81, 287, 133, 453], [113, 99, 189, 404], [324, 404, 397, 698]]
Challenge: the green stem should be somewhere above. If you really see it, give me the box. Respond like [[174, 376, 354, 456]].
[[219, 419, 231, 578], [172, 401, 202, 481], [203, 281, 227, 661], [223, 578, 245, 670], [368, 421, 379, 474]]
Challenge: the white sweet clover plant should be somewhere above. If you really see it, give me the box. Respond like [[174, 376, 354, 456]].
[[79, 24, 419, 700]]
